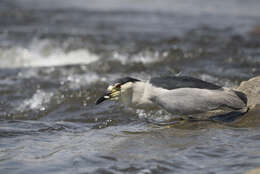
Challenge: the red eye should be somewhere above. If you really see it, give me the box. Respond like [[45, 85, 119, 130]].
[[115, 84, 121, 88]]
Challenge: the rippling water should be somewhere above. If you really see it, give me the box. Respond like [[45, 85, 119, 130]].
[[1, 0, 260, 173]]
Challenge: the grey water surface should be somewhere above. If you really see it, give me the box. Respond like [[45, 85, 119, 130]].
[[0, 0, 260, 173]]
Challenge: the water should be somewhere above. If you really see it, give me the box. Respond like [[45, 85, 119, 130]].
[[0, 0, 260, 173]]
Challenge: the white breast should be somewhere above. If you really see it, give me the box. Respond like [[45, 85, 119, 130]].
[[120, 82, 162, 109]]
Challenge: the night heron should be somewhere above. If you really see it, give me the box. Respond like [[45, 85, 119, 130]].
[[96, 76, 248, 118]]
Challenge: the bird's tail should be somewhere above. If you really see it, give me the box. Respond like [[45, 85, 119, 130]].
[[233, 90, 248, 105]]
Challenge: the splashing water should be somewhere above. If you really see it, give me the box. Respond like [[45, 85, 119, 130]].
[[17, 89, 54, 111], [0, 39, 99, 68]]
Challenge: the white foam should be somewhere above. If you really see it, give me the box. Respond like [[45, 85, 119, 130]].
[[18, 90, 53, 111], [112, 51, 163, 65], [0, 39, 99, 68], [136, 109, 173, 123], [64, 72, 106, 89]]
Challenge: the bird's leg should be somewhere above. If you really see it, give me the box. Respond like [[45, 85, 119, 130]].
[[184, 116, 212, 122], [209, 108, 249, 123]]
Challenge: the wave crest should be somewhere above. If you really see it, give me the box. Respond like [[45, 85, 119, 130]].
[[0, 39, 99, 68]]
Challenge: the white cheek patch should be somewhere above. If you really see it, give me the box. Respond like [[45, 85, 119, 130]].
[[107, 85, 114, 91], [121, 82, 133, 92]]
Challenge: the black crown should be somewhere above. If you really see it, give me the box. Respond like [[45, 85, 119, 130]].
[[114, 77, 140, 85]]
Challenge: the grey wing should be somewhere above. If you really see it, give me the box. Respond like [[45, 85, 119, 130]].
[[150, 88, 247, 116], [149, 76, 222, 90]]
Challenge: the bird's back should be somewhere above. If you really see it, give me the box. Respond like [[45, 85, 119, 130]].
[[150, 87, 247, 116]]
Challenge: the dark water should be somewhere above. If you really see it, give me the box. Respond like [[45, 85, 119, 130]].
[[1, 0, 260, 173]]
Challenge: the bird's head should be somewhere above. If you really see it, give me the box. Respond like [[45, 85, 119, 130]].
[[96, 77, 140, 105]]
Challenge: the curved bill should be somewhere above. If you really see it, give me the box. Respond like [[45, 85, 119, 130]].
[[95, 93, 111, 105]]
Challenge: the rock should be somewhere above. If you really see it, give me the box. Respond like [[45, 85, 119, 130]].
[[245, 168, 260, 174], [236, 76, 260, 109], [249, 25, 260, 37]]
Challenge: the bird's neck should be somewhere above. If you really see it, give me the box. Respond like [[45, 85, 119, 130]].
[[131, 82, 168, 106]]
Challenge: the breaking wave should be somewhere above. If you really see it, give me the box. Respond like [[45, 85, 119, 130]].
[[111, 50, 167, 64], [0, 39, 99, 68]]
